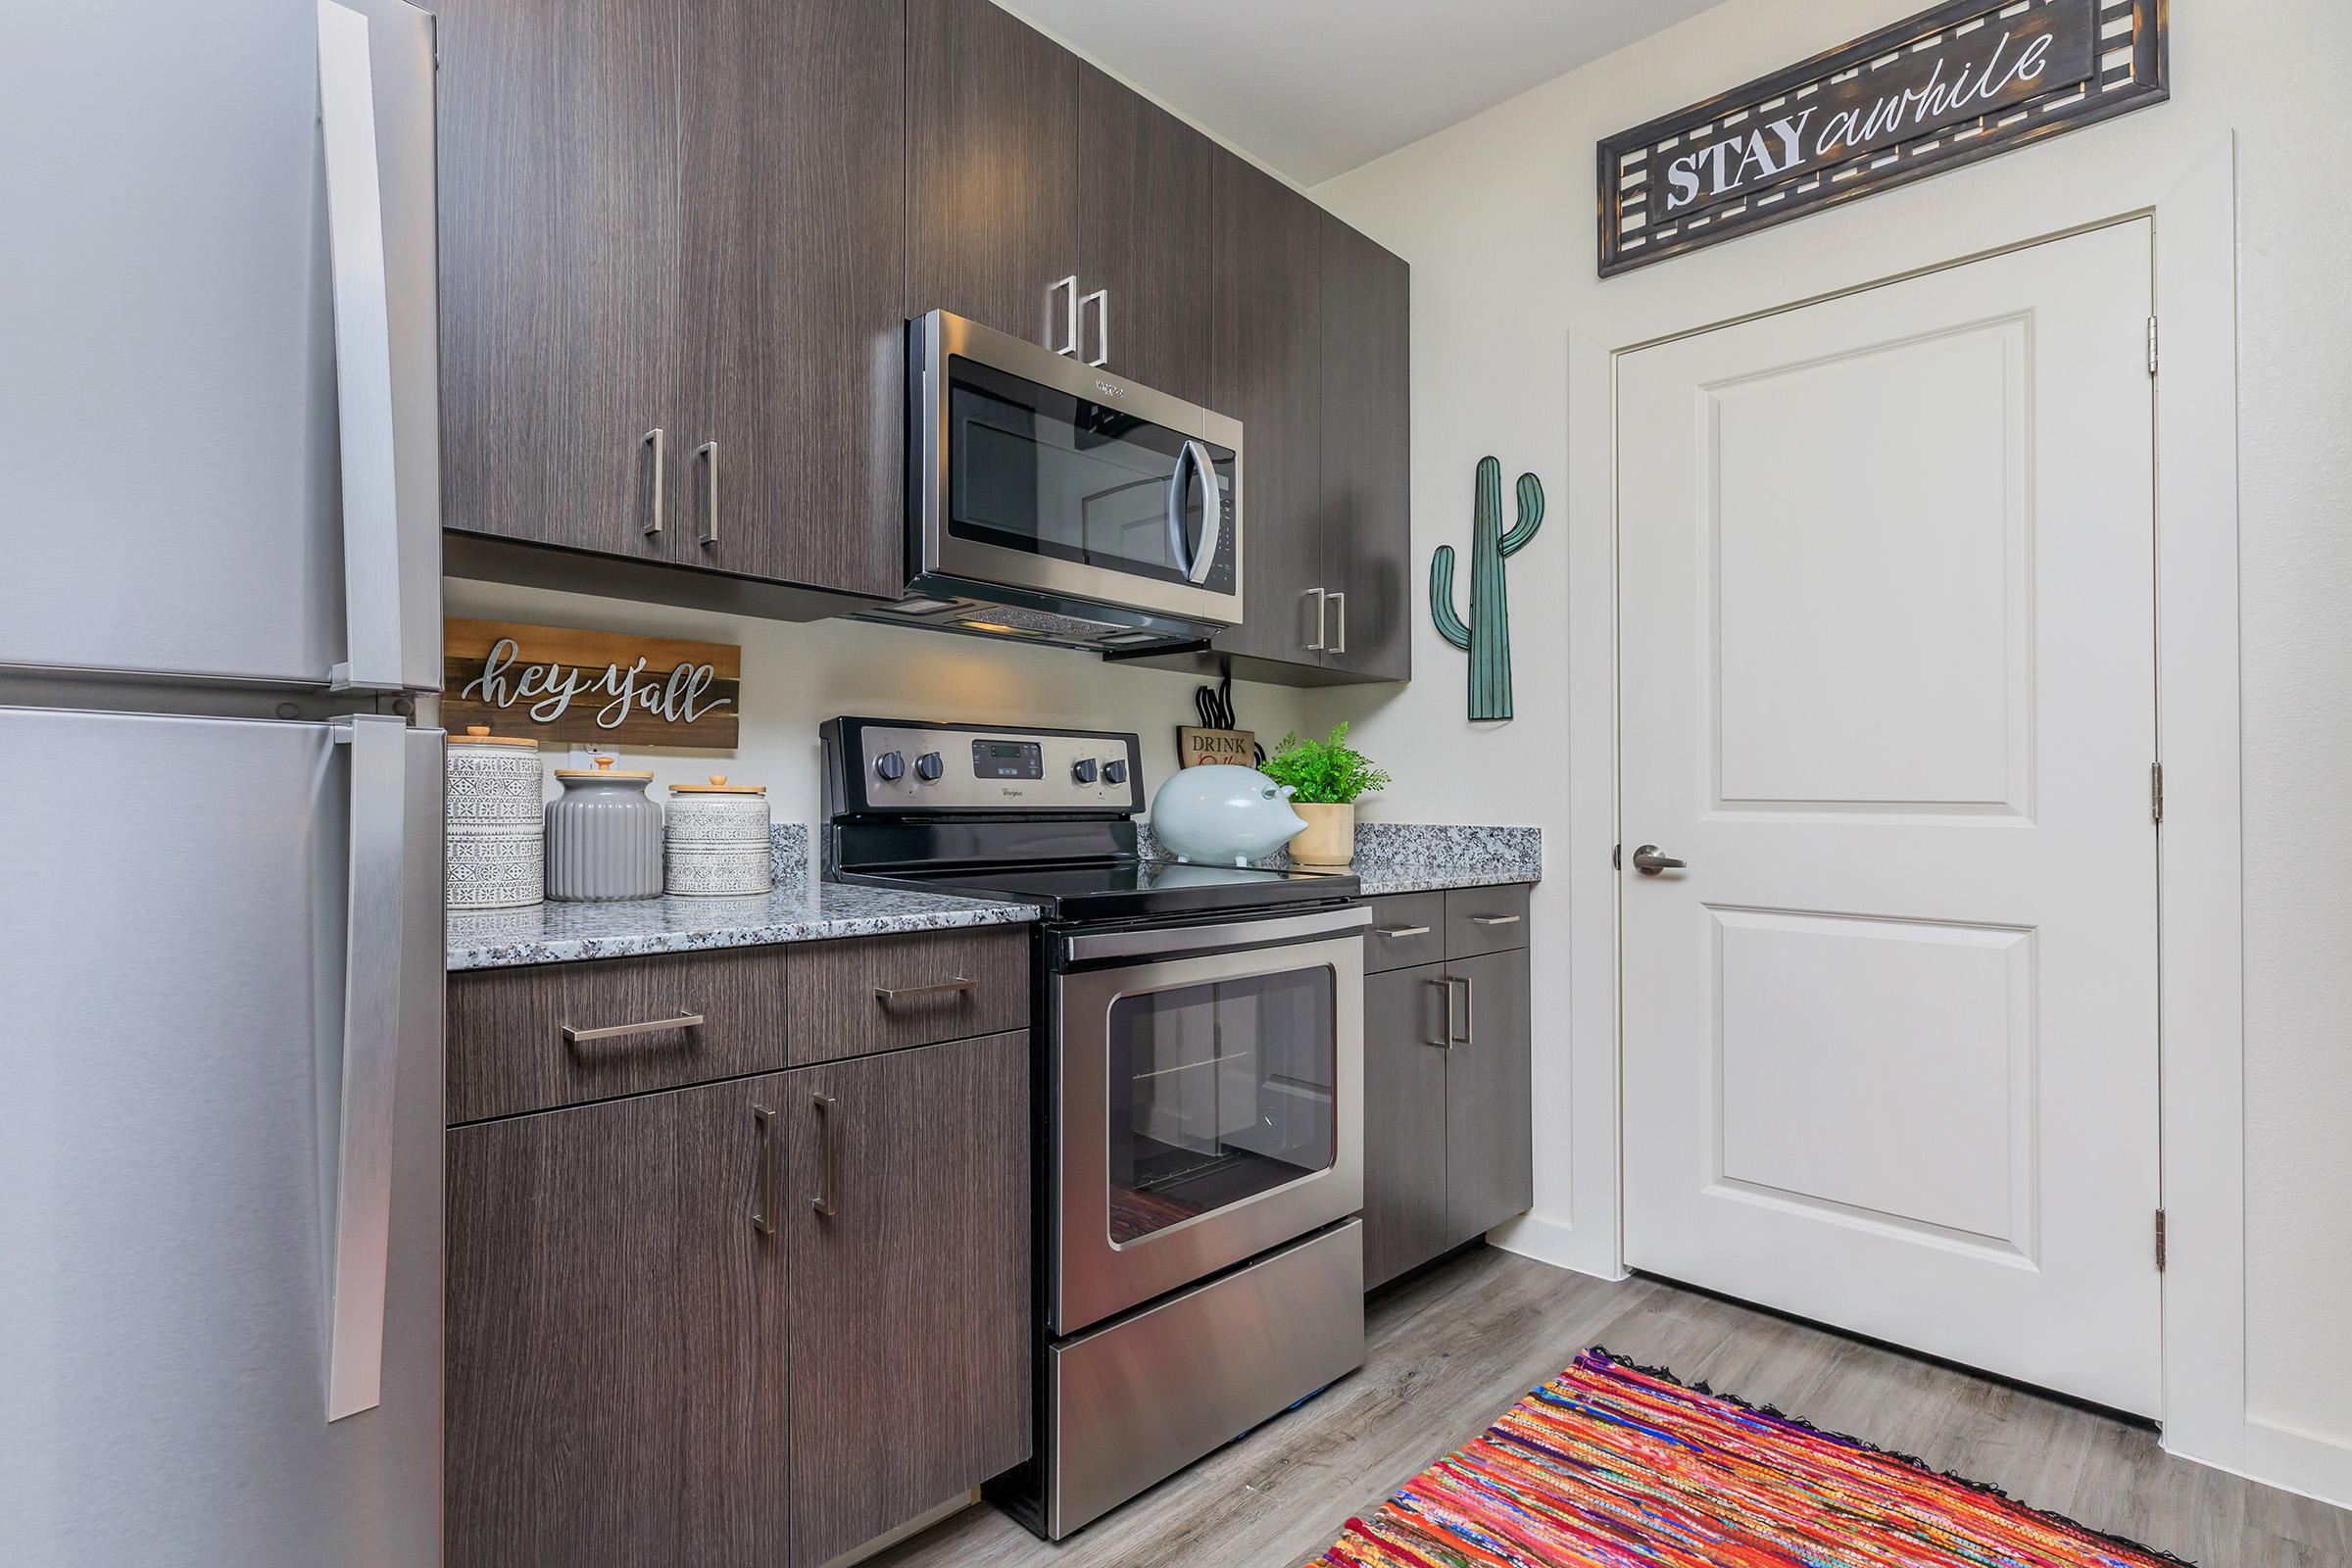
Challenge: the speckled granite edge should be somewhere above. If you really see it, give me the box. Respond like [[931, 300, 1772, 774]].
[[1135, 821, 1542, 893], [769, 822, 809, 887], [446, 879, 1038, 971]]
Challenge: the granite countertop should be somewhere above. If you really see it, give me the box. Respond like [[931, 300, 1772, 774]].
[[1137, 820, 1544, 898], [446, 825, 1041, 971]]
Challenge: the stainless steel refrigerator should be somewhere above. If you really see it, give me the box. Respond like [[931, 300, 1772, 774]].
[[1, 2, 446, 1561]]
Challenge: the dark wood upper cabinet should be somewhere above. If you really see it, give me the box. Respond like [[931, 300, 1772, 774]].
[[445, 1074, 791, 1568], [1075, 66, 1217, 404], [436, 0, 686, 562], [786, 1033, 1032, 1566], [1211, 159, 1325, 667], [682, 0, 906, 597], [906, 0, 1080, 347], [440, 0, 904, 598], [1318, 215, 1413, 682]]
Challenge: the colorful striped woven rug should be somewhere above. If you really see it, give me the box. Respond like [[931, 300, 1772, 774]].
[[1320, 1348, 2191, 1568]]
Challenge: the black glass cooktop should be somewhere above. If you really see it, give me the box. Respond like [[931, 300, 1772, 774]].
[[865, 858, 1358, 922]]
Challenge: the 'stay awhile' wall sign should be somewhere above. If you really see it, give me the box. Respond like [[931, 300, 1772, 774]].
[[1597, 0, 2167, 275], [442, 618, 742, 750]]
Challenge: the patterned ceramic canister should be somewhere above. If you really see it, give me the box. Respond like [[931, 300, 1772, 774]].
[[664, 775, 773, 897], [444, 725, 544, 909], [545, 756, 663, 902]]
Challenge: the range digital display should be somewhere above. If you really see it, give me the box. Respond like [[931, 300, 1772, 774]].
[[971, 738, 1044, 780]]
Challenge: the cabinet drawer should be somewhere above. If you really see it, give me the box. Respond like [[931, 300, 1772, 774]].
[[1364, 892, 1446, 973], [787, 925, 1029, 1066], [1446, 884, 1530, 957], [447, 948, 793, 1125]]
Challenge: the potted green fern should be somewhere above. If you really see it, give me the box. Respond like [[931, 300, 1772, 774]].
[[1259, 723, 1392, 867]]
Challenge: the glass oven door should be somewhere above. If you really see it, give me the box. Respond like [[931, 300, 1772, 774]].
[[1051, 909, 1367, 1336]]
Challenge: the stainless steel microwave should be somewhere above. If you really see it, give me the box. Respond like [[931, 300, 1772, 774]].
[[866, 310, 1243, 653]]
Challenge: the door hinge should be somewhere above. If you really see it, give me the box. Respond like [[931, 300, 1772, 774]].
[[2147, 315, 2160, 376], [2150, 761, 2165, 824], [2155, 1208, 2169, 1271]]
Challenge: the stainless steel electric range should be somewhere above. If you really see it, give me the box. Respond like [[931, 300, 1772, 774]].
[[821, 715, 1369, 1540]]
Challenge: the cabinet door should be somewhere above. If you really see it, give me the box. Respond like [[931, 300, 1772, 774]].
[[1211, 159, 1325, 667], [1318, 216, 1412, 680], [787, 1033, 1032, 1566], [1362, 963, 1452, 1290], [907, 0, 1079, 348], [680, 0, 906, 596], [446, 1075, 790, 1568], [437, 0, 685, 561], [1444, 948, 1533, 1246], [1075, 67, 1216, 403]]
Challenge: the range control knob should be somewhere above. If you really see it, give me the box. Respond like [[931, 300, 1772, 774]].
[[873, 751, 906, 783], [1102, 758, 1129, 785], [1070, 758, 1100, 785], [913, 751, 945, 783]]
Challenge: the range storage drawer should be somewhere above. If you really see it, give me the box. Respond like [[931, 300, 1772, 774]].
[[1363, 892, 1446, 973], [1445, 884, 1530, 957], [787, 925, 1030, 1066], [447, 948, 794, 1125]]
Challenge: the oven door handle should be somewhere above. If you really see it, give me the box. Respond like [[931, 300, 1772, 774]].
[[1165, 439, 1222, 586], [1061, 904, 1369, 963]]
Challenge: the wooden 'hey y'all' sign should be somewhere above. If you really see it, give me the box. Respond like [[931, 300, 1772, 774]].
[[1597, 0, 2166, 276], [443, 619, 741, 750]]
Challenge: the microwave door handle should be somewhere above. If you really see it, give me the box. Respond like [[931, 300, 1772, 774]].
[[1165, 439, 1221, 586]]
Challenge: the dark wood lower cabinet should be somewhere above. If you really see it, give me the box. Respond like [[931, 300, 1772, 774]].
[[445, 1073, 791, 1568], [785, 1032, 1031, 1566], [1363, 967, 1451, 1290], [1359, 897, 1536, 1291]]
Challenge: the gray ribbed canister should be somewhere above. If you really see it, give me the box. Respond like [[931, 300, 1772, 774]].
[[664, 775, 773, 897], [545, 757, 663, 901], [444, 726, 544, 908]]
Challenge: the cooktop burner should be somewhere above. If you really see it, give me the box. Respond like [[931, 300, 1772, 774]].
[[818, 715, 1363, 925]]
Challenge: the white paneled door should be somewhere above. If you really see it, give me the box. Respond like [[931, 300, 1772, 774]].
[[1617, 220, 2161, 1416]]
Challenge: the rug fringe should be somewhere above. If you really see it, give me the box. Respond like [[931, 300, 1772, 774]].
[[1582, 1345, 2201, 1568]]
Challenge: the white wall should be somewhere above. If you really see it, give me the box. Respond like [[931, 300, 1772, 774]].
[[442, 578, 1321, 819], [1307, 0, 2352, 1498]]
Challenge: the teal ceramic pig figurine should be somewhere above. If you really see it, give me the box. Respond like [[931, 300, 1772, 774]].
[[1149, 765, 1307, 866]]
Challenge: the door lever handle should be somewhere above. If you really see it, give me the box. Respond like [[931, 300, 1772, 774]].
[[1631, 845, 1687, 877]]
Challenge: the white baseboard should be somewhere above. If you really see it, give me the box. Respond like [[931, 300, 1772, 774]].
[[1488, 1211, 1626, 1282], [2230, 1418, 2352, 1512]]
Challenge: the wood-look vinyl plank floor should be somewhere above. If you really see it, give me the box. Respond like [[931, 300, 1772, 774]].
[[870, 1247, 2349, 1568]]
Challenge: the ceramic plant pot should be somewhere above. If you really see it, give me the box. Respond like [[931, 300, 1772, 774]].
[[444, 725, 544, 908], [1147, 764, 1306, 866], [545, 756, 662, 902], [664, 775, 772, 897], [1288, 802, 1356, 868]]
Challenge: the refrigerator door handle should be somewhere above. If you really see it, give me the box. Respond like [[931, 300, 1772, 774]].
[[318, 0, 440, 694], [324, 712, 413, 1421]]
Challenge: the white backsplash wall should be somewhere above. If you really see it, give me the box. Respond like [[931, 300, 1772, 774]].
[[440, 577, 1321, 821]]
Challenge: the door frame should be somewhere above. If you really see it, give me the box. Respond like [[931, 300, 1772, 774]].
[[1554, 136, 2243, 1463]]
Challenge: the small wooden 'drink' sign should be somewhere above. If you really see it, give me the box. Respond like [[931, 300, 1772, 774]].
[[1179, 727, 1258, 769], [1597, 0, 2166, 276], [443, 619, 741, 750]]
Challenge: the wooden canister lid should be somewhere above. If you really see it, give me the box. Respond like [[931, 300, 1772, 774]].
[[448, 724, 537, 748], [670, 773, 764, 795], [554, 754, 655, 781]]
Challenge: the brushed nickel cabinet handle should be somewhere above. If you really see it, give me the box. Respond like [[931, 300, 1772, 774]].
[[872, 976, 976, 1004], [1328, 592, 1347, 656], [811, 1093, 841, 1217], [1304, 587, 1327, 652], [1079, 286, 1109, 368], [641, 427, 664, 536], [1377, 925, 1431, 939], [1425, 976, 1452, 1048], [695, 439, 718, 546], [1471, 913, 1521, 927], [750, 1103, 779, 1236], [1049, 274, 1078, 355], [561, 1010, 704, 1046], [1447, 976, 1473, 1046]]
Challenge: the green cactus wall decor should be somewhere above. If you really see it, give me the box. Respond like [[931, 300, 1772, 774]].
[[1431, 456, 1544, 721]]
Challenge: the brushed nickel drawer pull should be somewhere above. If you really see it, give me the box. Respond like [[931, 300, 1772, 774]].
[[811, 1093, 841, 1217], [750, 1103, 779, 1236], [1377, 925, 1432, 939], [872, 976, 976, 1004], [561, 1010, 705, 1046], [1470, 913, 1522, 927]]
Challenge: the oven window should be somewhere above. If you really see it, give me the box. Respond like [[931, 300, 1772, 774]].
[[1103, 966, 1336, 1245], [948, 356, 1230, 582]]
